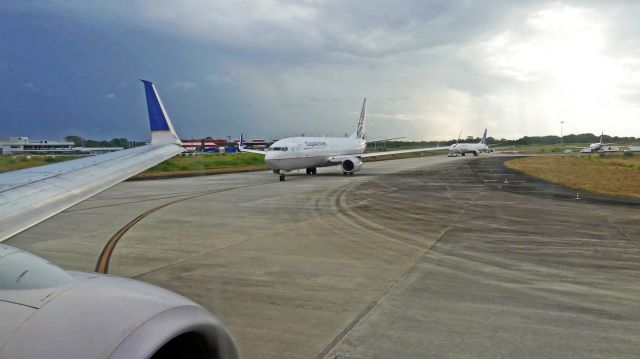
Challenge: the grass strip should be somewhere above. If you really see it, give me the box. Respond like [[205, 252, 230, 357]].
[[505, 154, 640, 199]]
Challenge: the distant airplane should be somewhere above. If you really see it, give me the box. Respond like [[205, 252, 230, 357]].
[[0, 80, 238, 358], [447, 129, 492, 157], [569, 131, 615, 153], [240, 98, 446, 181]]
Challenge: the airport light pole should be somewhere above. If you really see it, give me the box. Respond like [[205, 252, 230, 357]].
[[560, 121, 564, 153]]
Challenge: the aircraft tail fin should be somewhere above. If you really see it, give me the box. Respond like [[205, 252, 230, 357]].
[[140, 80, 181, 145], [239, 134, 245, 150], [479, 128, 487, 144], [351, 98, 367, 140]]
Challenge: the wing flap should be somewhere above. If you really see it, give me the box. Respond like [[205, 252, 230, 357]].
[[239, 148, 267, 155]]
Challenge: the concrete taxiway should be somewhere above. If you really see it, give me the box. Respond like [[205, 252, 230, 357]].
[[7, 155, 640, 358]]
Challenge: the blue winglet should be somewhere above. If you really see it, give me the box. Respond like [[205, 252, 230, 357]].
[[141, 80, 170, 131], [140, 80, 180, 144]]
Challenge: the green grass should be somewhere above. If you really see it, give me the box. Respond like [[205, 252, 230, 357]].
[[0, 155, 80, 172], [145, 153, 266, 172], [505, 153, 640, 198], [505, 143, 636, 153]]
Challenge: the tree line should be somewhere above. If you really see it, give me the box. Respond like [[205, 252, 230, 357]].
[[370, 133, 639, 149], [65, 135, 146, 148]]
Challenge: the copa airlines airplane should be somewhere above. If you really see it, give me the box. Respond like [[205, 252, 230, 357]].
[[240, 98, 445, 181], [447, 129, 492, 156], [0, 81, 238, 358], [569, 131, 615, 153]]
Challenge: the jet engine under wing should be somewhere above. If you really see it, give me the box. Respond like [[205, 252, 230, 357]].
[[359, 146, 446, 158], [0, 80, 184, 242]]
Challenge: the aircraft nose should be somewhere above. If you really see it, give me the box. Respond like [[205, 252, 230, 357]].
[[264, 154, 277, 169]]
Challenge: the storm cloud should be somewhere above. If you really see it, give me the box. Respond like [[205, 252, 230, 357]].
[[1, 1, 639, 140]]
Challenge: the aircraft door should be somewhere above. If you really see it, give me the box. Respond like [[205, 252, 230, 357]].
[[296, 143, 303, 158]]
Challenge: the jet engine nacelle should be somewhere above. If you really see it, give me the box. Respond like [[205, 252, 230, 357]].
[[341, 158, 363, 174], [0, 245, 239, 359]]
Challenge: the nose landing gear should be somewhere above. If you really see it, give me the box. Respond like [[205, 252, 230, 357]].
[[279, 174, 286, 181]]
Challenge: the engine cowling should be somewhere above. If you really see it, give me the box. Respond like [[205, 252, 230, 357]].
[[341, 158, 363, 174], [0, 245, 239, 359]]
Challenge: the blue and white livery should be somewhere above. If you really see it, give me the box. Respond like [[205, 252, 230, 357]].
[[448, 128, 492, 157], [241, 98, 446, 181]]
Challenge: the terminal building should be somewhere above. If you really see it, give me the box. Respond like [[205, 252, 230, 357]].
[[0, 137, 123, 155], [181, 138, 228, 152], [180, 138, 272, 152], [0, 137, 75, 155]]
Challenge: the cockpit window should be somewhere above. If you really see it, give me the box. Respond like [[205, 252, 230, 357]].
[[269, 147, 288, 152], [0, 245, 74, 289]]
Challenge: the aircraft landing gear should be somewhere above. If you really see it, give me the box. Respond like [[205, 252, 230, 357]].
[[461, 153, 466, 156], [473, 151, 479, 156], [306, 167, 317, 175], [279, 174, 286, 181], [343, 171, 348, 176]]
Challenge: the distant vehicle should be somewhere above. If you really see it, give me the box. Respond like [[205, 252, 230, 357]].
[[580, 148, 592, 154], [563, 149, 573, 154], [240, 98, 446, 181], [448, 129, 492, 157]]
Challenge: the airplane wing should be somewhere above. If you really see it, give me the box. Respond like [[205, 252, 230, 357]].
[[0, 80, 184, 242], [238, 133, 267, 154], [360, 146, 447, 158], [239, 147, 267, 155], [366, 136, 406, 143]]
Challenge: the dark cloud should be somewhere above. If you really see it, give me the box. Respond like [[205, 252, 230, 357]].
[[1, 0, 639, 140]]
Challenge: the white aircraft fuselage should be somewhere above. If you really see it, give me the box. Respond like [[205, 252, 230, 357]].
[[242, 98, 445, 181], [589, 142, 604, 151], [448, 142, 490, 156], [265, 136, 366, 171]]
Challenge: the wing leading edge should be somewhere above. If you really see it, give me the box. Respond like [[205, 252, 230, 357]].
[[0, 80, 183, 242], [360, 146, 446, 158]]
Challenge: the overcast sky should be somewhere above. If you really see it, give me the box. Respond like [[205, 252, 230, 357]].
[[1, 1, 639, 141]]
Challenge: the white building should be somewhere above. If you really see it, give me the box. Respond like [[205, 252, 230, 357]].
[[0, 137, 74, 155], [0, 137, 123, 155]]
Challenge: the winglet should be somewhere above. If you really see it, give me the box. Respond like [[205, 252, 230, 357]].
[[140, 80, 181, 145]]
